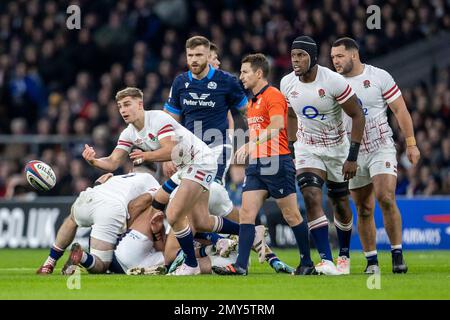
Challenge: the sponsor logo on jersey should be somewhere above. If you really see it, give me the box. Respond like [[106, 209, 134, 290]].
[[290, 91, 299, 98], [364, 80, 371, 88], [135, 138, 143, 144], [207, 81, 217, 89], [318, 88, 325, 98], [183, 93, 216, 107]]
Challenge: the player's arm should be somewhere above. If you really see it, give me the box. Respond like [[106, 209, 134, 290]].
[[82, 144, 128, 172], [164, 80, 182, 122], [129, 136, 177, 164], [164, 109, 181, 122], [150, 211, 166, 251], [340, 94, 366, 180], [287, 107, 298, 141], [227, 110, 234, 140], [388, 96, 420, 165], [127, 192, 153, 224], [235, 114, 284, 163]]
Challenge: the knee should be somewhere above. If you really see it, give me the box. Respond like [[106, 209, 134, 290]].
[[376, 192, 395, 211], [302, 189, 321, 209], [331, 196, 349, 214], [356, 202, 373, 219], [239, 207, 257, 224], [281, 207, 301, 226]]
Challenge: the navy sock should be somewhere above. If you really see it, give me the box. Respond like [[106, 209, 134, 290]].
[[365, 252, 379, 265], [334, 219, 353, 258], [236, 224, 255, 269], [213, 217, 240, 235], [195, 232, 223, 245], [309, 217, 333, 261], [265, 253, 280, 267], [291, 220, 313, 266], [80, 252, 95, 269], [199, 246, 207, 258], [174, 226, 197, 267], [391, 248, 403, 256], [49, 245, 64, 261]]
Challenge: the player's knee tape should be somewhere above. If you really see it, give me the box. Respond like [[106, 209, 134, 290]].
[[90, 249, 113, 263], [152, 199, 167, 211], [297, 172, 324, 190], [327, 181, 350, 198]]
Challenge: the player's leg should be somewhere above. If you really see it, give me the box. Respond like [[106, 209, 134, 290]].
[[166, 178, 205, 275], [275, 193, 314, 274], [327, 181, 353, 274], [372, 174, 407, 273], [213, 189, 267, 275], [350, 183, 379, 273], [323, 142, 355, 274], [37, 211, 78, 274], [297, 168, 334, 261]]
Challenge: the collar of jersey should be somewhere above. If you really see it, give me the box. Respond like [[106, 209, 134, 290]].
[[251, 84, 270, 102], [188, 64, 216, 82]]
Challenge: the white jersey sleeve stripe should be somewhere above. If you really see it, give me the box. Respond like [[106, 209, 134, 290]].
[[336, 84, 350, 100], [382, 84, 398, 97], [384, 86, 400, 101], [158, 131, 175, 140], [336, 87, 353, 103]]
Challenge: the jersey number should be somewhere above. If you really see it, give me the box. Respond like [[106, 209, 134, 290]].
[[302, 106, 326, 120], [357, 98, 368, 115]]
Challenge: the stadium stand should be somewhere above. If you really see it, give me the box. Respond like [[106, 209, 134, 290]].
[[0, 0, 449, 198]]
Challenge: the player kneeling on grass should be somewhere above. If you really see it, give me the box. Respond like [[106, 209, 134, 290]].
[[36, 165, 160, 275]]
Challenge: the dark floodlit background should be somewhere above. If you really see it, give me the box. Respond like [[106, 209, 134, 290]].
[[0, 0, 449, 250]]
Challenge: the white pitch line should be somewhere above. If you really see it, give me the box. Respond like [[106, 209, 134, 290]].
[[0, 268, 36, 271]]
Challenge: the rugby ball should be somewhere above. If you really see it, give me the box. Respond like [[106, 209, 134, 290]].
[[25, 160, 56, 191]]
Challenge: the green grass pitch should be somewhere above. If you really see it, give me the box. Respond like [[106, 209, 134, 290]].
[[0, 249, 449, 300]]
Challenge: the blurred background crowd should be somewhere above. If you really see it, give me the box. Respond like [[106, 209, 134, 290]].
[[0, 0, 449, 199]]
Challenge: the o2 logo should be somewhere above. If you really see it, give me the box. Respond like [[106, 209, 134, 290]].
[[357, 98, 368, 115], [302, 106, 326, 120]]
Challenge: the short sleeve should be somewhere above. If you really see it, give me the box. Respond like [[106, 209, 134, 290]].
[[266, 89, 287, 119], [116, 128, 133, 153], [164, 76, 182, 116], [156, 112, 176, 140], [280, 76, 291, 108], [329, 72, 354, 104], [227, 75, 248, 110], [379, 69, 401, 104]]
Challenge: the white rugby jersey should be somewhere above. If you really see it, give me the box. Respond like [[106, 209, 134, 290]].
[[281, 65, 354, 147], [94, 172, 160, 210], [115, 110, 213, 167], [343, 64, 401, 153]]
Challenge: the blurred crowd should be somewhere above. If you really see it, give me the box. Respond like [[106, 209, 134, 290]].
[[0, 0, 449, 198]]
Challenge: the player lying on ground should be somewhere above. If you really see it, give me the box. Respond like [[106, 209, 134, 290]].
[[331, 37, 420, 274], [146, 182, 294, 274], [36, 165, 160, 274]]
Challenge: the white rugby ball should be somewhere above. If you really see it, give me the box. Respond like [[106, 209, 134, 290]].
[[25, 160, 56, 191]]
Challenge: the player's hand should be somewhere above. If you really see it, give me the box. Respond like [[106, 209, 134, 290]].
[[150, 211, 165, 240], [342, 160, 357, 181], [130, 149, 150, 165], [235, 141, 256, 164], [82, 144, 96, 165], [95, 172, 113, 185], [162, 161, 177, 178], [406, 145, 420, 165]]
